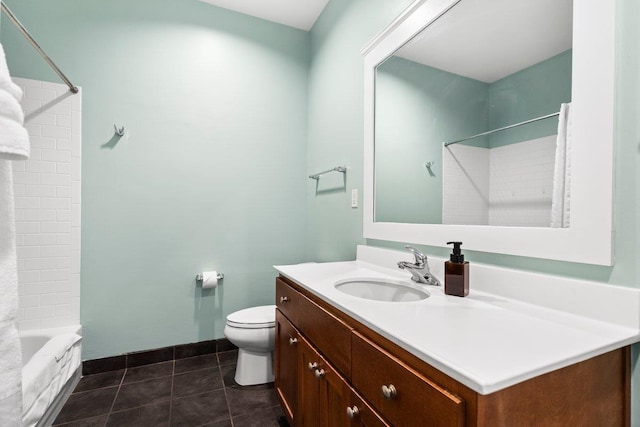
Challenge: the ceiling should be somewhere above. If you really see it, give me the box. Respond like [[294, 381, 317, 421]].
[[199, 0, 330, 31], [395, 0, 573, 83]]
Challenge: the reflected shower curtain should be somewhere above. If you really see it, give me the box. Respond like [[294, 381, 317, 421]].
[[551, 103, 572, 228], [0, 42, 30, 425]]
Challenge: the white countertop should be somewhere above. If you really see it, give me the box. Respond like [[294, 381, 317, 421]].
[[275, 246, 640, 395]]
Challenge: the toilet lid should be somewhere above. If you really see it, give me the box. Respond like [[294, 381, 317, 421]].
[[226, 305, 276, 329]]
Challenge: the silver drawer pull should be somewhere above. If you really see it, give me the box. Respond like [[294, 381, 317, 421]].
[[288, 337, 298, 346], [280, 296, 289, 303], [308, 362, 318, 371], [346, 406, 360, 419], [381, 384, 397, 400], [315, 369, 325, 378]]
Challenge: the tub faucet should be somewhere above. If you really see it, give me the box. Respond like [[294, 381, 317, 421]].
[[397, 245, 441, 287]]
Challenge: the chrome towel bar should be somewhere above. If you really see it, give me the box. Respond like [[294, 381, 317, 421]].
[[309, 166, 347, 180]]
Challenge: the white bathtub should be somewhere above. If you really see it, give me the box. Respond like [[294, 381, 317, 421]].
[[20, 325, 82, 427]]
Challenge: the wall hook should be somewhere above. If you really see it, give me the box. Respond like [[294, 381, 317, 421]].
[[114, 124, 125, 137], [425, 161, 436, 177]]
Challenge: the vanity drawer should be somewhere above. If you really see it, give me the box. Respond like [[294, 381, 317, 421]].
[[296, 290, 353, 378], [276, 278, 301, 324], [352, 331, 465, 427], [276, 277, 353, 377]]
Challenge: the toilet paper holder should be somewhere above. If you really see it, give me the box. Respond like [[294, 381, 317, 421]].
[[195, 272, 224, 285]]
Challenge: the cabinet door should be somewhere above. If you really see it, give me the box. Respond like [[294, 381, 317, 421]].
[[347, 391, 391, 427], [275, 310, 299, 426], [298, 335, 352, 427]]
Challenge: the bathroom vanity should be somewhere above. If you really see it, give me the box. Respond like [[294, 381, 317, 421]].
[[273, 247, 639, 427]]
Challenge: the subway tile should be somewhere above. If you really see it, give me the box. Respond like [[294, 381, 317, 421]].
[[29, 136, 56, 149], [18, 319, 42, 330], [41, 245, 71, 257], [41, 173, 71, 186], [26, 160, 56, 174], [56, 114, 72, 127], [13, 172, 41, 185], [19, 295, 40, 308], [56, 138, 72, 151], [56, 162, 72, 175], [17, 246, 41, 258], [57, 210, 72, 222], [41, 221, 71, 233], [15, 197, 40, 209], [41, 197, 71, 210], [24, 234, 57, 246], [26, 185, 57, 197], [16, 222, 41, 234], [24, 123, 41, 136], [12, 162, 25, 172], [42, 149, 72, 163], [23, 258, 57, 271], [40, 269, 71, 282], [25, 86, 57, 102], [26, 112, 56, 126], [42, 125, 72, 139], [25, 209, 57, 222]]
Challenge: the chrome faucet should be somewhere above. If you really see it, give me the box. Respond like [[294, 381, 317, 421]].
[[397, 245, 441, 287]]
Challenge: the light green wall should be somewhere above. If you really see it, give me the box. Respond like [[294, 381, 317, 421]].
[[1, 0, 309, 359], [489, 50, 572, 148], [309, 0, 639, 423], [375, 56, 488, 223], [306, 0, 415, 261]]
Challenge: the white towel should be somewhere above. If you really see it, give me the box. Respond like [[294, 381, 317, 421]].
[[0, 41, 28, 426], [551, 103, 572, 228], [0, 43, 29, 161]]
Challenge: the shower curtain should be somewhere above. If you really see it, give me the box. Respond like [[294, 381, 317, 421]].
[[0, 42, 30, 426], [551, 103, 572, 228]]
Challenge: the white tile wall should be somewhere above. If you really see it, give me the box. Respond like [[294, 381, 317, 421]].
[[442, 144, 490, 225], [442, 136, 555, 227], [488, 136, 555, 227], [12, 77, 82, 331]]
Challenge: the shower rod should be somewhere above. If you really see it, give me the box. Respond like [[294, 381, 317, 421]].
[[444, 112, 560, 147], [1, 1, 78, 93]]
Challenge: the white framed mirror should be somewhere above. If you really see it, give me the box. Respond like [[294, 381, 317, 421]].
[[362, 0, 615, 265]]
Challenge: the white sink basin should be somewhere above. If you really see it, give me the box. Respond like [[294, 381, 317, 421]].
[[334, 278, 429, 302]]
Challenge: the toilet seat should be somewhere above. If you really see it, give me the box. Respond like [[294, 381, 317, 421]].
[[226, 305, 276, 329]]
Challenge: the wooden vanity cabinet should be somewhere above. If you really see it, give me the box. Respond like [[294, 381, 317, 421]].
[[275, 275, 630, 427]]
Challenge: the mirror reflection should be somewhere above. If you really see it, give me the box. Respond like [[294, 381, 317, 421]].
[[374, 0, 573, 227]]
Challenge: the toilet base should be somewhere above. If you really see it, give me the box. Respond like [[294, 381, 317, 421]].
[[234, 349, 274, 386]]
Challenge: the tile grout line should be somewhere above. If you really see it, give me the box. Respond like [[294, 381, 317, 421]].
[[168, 357, 175, 427], [219, 352, 235, 427], [105, 367, 127, 424]]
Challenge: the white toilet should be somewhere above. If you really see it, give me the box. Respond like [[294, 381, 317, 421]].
[[224, 305, 276, 386]]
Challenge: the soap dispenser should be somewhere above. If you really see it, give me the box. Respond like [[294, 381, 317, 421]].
[[445, 241, 469, 297]]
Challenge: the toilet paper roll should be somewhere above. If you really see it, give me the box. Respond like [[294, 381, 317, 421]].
[[202, 271, 219, 290]]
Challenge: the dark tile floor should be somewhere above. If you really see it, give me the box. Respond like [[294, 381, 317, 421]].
[[52, 350, 288, 427]]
